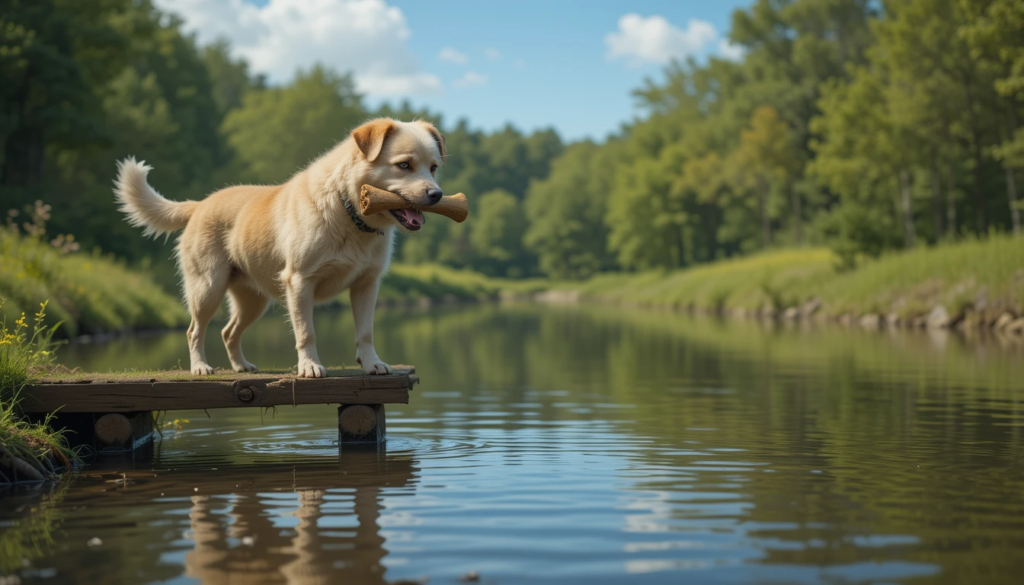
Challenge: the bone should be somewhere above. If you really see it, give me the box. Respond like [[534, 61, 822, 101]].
[[360, 185, 468, 223]]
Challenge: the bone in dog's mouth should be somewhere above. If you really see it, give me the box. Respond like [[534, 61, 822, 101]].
[[389, 208, 425, 230]]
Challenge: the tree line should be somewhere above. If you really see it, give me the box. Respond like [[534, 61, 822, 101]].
[[526, 0, 1023, 277], [2, 0, 1022, 281]]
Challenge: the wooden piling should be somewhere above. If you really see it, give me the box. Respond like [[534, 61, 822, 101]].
[[338, 404, 386, 444]]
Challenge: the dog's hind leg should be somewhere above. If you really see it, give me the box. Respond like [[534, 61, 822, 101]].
[[182, 258, 230, 376], [222, 284, 268, 373]]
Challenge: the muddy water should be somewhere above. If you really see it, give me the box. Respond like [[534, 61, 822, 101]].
[[2, 303, 1024, 584]]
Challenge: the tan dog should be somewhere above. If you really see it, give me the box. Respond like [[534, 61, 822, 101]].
[[114, 118, 445, 377]]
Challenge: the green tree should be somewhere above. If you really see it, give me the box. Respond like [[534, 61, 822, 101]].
[[0, 0, 126, 186], [201, 39, 264, 117], [2, 0, 229, 261], [880, 0, 1002, 235], [961, 0, 1024, 235], [469, 189, 530, 277], [731, 106, 802, 249], [524, 141, 616, 279], [222, 66, 364, 184], [811, 69, 909, 263]]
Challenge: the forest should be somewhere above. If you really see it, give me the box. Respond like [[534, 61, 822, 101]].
[[2, 0, 1022, 282]]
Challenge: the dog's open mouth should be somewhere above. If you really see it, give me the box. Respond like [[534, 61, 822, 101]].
[[389, 208, 425, 231]]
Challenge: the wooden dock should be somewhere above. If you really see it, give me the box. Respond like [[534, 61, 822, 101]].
[[20, 367, 418, 452]]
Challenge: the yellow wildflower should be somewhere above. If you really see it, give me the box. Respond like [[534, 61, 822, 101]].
[[15, 312, 28, 329], [35, 300, 48, 322]]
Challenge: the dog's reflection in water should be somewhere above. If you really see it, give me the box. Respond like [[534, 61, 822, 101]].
[[183, 450, 417, 584]]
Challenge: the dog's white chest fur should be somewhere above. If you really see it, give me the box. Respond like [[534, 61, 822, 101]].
[[308, 233, 393, 302]]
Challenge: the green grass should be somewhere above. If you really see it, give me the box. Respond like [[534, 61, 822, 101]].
[[377, 263, 547, 304], [565, 249, 836, 311], [1, 301, 74, 483], [814, 235, 1024, 317], [559, 235, 1024, 318], [0, 226, 187, 338]]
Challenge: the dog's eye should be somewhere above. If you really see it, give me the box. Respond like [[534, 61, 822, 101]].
[[396, 161, 411, 170], [430, 165, 438, 174]]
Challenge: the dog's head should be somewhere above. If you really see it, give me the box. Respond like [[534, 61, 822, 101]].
[[351, 118, 445, 233]]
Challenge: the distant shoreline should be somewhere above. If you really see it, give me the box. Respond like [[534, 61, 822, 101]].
[[536, 236, 1024, 337]]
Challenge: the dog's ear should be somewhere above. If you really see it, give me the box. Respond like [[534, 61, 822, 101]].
[[420, 122, 446, 163], [352, 118, 397, 162]]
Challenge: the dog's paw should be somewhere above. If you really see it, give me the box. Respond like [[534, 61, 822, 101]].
[[297, 360, 327, 378], [360, 359, 392, 376], [232, 360, 258, 373], [191, 362, 215, 376]]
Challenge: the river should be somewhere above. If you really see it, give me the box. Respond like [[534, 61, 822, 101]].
[[2, 303, 1023, 584]]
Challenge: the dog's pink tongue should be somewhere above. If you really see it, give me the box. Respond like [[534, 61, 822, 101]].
[[397, 208, 424, 228]]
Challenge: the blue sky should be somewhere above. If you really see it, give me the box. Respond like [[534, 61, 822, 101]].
[[159, 1, 752, 141]]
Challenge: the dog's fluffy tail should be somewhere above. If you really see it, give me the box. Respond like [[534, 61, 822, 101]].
[[114, 157, 198, 237]]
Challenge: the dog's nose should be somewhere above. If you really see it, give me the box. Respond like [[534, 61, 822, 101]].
[[426, 188, 443, 204]]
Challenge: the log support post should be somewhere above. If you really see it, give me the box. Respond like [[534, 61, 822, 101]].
[[30, 411, 155, 456], [93, 412, 155, 453], [338, 404, 386, 444]]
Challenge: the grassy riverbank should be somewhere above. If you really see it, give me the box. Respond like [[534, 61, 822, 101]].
[[556, 235, 1024, 327], [378, 264, 544, 305], [1, 227, 186, 337], [1, 302, 73, 484]]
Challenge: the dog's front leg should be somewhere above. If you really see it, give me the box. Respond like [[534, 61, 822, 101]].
[[284, 271, 327, 378], [350, 274, 391, 375]]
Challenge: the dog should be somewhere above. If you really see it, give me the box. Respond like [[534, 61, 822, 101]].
[[114, 118, 445, 377]]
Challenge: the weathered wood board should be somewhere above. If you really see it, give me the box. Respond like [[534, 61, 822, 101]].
[[19, 367, 417, 413]]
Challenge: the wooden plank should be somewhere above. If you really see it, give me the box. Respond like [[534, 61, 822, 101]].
[[19, 367, 416, 413]]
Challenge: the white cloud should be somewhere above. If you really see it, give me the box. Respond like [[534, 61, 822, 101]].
[[356, 73, 442, 95], [484, 47, 501, 60], [605, 14, 719, 67], [438, 47, 468, 64], [452, 71, 487, 89], [717, 39, 744, 61], [155, 0, 442, 96]]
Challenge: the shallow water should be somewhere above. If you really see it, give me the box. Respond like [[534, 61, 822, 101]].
[[3, 303, 1024, 584]]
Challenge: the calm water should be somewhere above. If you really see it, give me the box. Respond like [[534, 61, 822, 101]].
[[3, 303, 1024, 584]]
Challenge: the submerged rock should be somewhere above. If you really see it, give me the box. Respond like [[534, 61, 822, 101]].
[[1008, 318, 1024, 335], [533, 290, 581, 304], [926, 305, 950, 329], [800, 297, 823, 318], [994, 312, 1015, 330], [859, 314, 882, 329]]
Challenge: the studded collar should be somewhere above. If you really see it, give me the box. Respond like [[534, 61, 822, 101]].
[[342, 196, 385, 236]]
